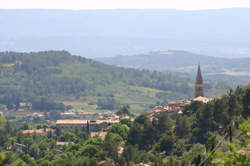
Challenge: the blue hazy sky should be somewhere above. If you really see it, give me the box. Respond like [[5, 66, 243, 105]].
[[1, 0, 250, 10]]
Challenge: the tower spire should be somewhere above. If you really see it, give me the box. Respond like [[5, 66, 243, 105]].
[[195, 64, 204, 97]]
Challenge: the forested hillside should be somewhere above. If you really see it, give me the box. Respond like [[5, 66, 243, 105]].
[[0, 51, 203, 112]]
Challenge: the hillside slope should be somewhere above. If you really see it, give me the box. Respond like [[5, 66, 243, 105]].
[[97, 50, 250, 73], [0, 51, 230, 112], [0, 51, 201, 112]]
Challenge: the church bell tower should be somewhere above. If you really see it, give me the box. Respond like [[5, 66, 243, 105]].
[[195, 64, 204, 97]]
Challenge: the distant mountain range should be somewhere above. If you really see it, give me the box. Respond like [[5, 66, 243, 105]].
[[96, 50, 250, 87], [97, 50, 250, 74], [0, 8, 250, 58]]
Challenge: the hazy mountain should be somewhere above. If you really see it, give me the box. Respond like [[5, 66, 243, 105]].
[[96, 50, 250, 86], [97, 50, 250, 73], [0, 8, 250, 58]]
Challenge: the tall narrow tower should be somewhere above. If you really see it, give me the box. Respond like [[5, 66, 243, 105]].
[[195, 64, 204, 97]]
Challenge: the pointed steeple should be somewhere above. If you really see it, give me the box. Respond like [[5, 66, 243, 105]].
[[196, 64, 203, 84], [195, 64, 204, 97]]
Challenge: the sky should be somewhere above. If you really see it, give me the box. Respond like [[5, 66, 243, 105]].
[[1, 0, 250, 10]]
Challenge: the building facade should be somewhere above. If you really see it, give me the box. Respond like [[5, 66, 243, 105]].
[[56, 119, 119, 133]]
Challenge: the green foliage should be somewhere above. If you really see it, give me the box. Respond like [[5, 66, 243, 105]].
[[31, 97, 66, 112], [238, 117, 250, 145], [116, 105, 133, 116], [59, 131, 78, 142], [159, 134, 175, 155], [78, 144, 102, 158], [120, 118, 132, 127], [157, 114, 173, 135], [205, 135, 217, 152], [104, 133, 122, 161], [97, 97, 119, 110], [210, 118, 250, 166], [123, 145, 149, 164], [108, 123, 129, 141], [175, 115, 191, 138]]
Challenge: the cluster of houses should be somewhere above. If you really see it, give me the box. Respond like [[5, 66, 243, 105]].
[[146, 96, 212, 119], [146, 65, 213, 119]]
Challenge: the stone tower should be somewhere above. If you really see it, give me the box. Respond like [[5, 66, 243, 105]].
[[195, 64, 204, 97]]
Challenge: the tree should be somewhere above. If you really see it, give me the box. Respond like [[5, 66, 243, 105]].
[[159, 134, 175, 155], [59, 131, 77, 142], [108, 123, 129, 141], [157, 114, 173, 135], [104, 133, 122, 162], [120, 118, 132, 127], [195, 103, 216, 143], [78, 144, 104, 159], [116, 105, 133, 116], [205, 135, 217, 152], [29, 144, 40, 159], [23, 138, 33, 153], [127, 123, 143, 146], [175, 115, 191, 138], [141, 120, 157, 150], [134, 114, 150, 125], [0, 117, 5, 165], [242, 88, 250, 118], [97, 97, 118, 110]]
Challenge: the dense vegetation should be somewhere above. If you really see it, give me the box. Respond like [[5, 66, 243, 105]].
[[0, 84, 249, 166], [0, 51, 197, 113]]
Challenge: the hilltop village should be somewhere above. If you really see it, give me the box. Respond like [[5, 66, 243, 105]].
[[147, 65, 212, 119]]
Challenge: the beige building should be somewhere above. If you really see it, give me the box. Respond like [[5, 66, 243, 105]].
[[56, 120, 87, 133], [21, 128, 55, 135], [56, 119, 119, 133]]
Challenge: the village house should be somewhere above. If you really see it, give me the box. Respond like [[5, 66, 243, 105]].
[[21, 128, 55, 135], [13, 143, 26, 151], [56, 120, 87, 133], [90, 131, 107, 139], [56, 142, 74, 148], [56, 119, 119, 133]]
